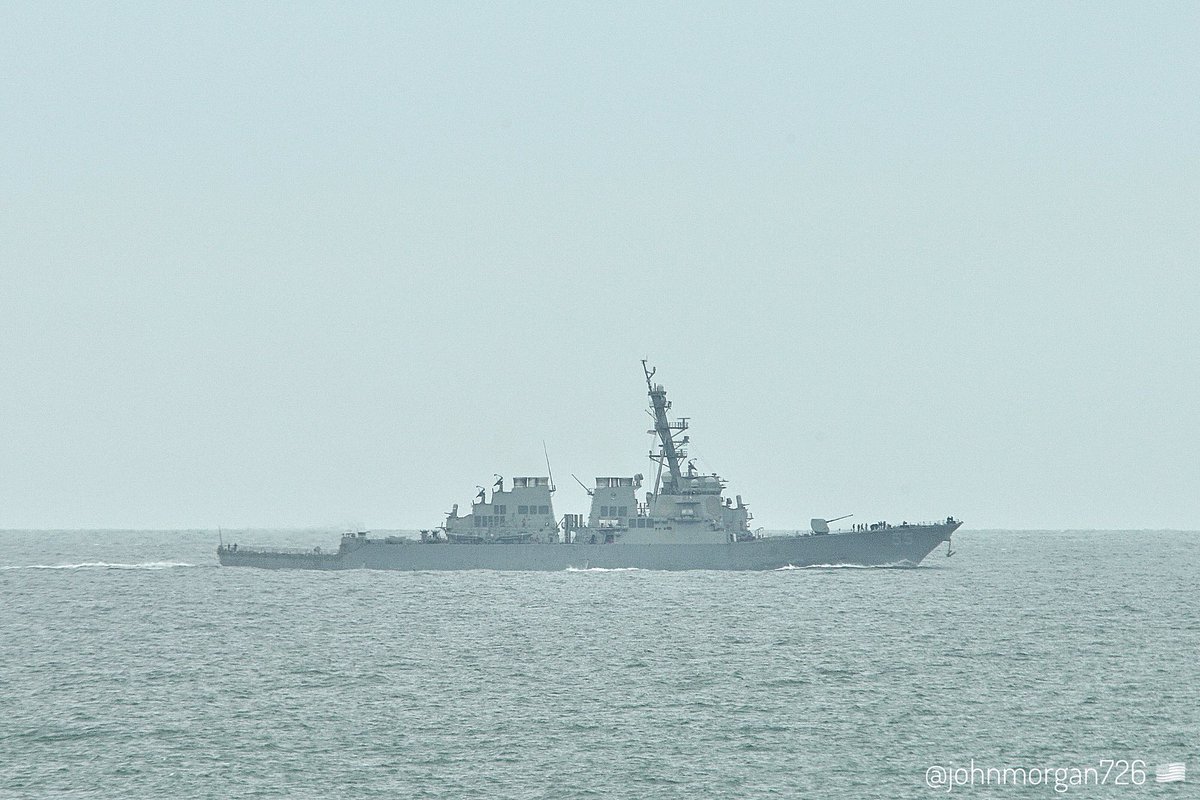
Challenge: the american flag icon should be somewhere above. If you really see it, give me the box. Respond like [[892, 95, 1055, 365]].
[[1155, 763, 1185, 783]]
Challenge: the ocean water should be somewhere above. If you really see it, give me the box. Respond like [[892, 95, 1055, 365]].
[[1, 529, 1196, 798]]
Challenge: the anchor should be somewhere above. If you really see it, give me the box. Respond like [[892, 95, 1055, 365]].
[[946, 539, 956, 558]]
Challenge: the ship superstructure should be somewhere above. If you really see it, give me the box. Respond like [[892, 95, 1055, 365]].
[[441, 476, 558, 544], [565, 363, 753, 546]]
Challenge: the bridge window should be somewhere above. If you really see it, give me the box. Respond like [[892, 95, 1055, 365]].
[[539, 505, 549, 515], [600, 505, 608, 516], [618, 506, 628, 517], [518, 505, 529, 514], [494, 505, 506, 515]]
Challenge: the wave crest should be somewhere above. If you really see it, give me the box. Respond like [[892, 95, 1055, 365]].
[[565, 566, 642, 573]]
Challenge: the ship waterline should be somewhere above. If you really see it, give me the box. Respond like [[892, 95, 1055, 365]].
[[219, 523, 960, 571], [219, 362, 962, 571]]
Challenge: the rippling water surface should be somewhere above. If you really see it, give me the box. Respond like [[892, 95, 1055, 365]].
[[2, 529, 1196, 798]]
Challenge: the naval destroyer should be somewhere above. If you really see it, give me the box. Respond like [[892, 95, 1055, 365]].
[[218, 363, 962, 571]]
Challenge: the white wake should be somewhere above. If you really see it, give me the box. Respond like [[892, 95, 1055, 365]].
[[774, 561, 919, 570], [1, 561, 198, 571]]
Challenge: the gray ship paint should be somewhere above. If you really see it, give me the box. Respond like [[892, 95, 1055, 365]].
[[218, 524, 958, 571], [219, 364, 961, 571]]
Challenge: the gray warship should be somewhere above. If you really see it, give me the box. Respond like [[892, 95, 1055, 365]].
[[218, 363, 962, 571]]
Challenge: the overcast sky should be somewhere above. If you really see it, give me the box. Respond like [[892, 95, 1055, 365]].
[[2, 2, 1197, 530]]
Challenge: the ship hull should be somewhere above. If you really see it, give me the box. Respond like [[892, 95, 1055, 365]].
[[217, 523, 960, 571]]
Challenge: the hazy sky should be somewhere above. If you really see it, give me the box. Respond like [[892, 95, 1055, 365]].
[[2, 2, 1197, 530]]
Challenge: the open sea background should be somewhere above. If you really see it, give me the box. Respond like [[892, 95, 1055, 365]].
[[1, 528, 1196, 799]]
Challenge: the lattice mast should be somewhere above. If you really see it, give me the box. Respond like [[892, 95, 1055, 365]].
[[642, 360, 690, 495]]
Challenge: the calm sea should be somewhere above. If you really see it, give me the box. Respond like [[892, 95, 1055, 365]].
[[1, 529, 1195, 798]]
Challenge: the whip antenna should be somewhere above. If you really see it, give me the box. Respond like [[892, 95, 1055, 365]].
[[543, 440, 556, 493], [571, 474, 594, 496]]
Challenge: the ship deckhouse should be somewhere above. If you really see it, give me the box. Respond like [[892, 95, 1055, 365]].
[[442, 475, 557, 543]]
